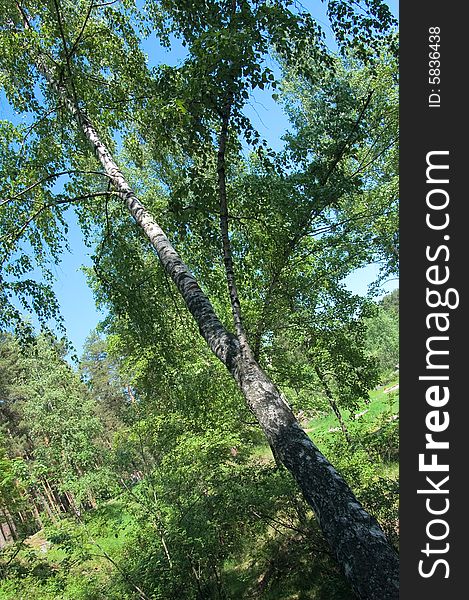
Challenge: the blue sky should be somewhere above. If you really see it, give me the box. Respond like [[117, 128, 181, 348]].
[[1, 0, 399, 357]]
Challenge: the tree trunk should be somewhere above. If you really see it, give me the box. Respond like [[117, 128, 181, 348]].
[[0, 508, 16, 542], [231, 354, 398, 598], [30, 495, 43, 528], [217, 103, 249, 352], [315, 366, 352, 444], [20, 13, 399, 597], [212, 91, 396, 597], [41, 479, 60, 517], [0, 521, 6, 548], [33, 485, 56, 522], [46, 477, 67, 514]]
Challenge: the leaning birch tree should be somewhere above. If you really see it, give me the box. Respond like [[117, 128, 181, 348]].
[[0, 1, 398, 598]]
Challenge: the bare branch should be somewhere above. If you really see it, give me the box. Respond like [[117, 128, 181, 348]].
[[15, 2, 61, 69], [19, 104, 62, 153], [1, 192, 116, 262], [218, 103, 251, 350], [67, 1, 94, 60], [1, 170, 112, 208], [92, 0, 119, 7], [0, 203, 50, 251], [52, 0, 80, 107]]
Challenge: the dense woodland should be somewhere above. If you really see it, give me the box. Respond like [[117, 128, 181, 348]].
[[0, 1, 398, 598]]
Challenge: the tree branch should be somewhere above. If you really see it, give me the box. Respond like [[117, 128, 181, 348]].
[[252, 90, 377, 359], [217, 102, 250, 351], [67, 1, 94, 60], [14, 2, 61, 69], [52, 0, 80, 107], [19, 104, 62, 154], [1, 192, 115, 263], [1, 170, 112, 208]]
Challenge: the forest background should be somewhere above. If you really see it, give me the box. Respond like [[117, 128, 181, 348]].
[[0, 1, 399, 598]]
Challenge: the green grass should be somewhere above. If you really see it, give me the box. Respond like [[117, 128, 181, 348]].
[[253, 379, 399, 464], [305, 380, 399, 438]]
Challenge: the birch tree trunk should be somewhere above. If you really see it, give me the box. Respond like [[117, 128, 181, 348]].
[[74, 99, 400, 600], [21, 15, 399, 599]]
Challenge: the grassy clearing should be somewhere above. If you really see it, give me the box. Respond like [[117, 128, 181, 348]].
[[253, 379, 399, 466], [305, 379, 399, 438]]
